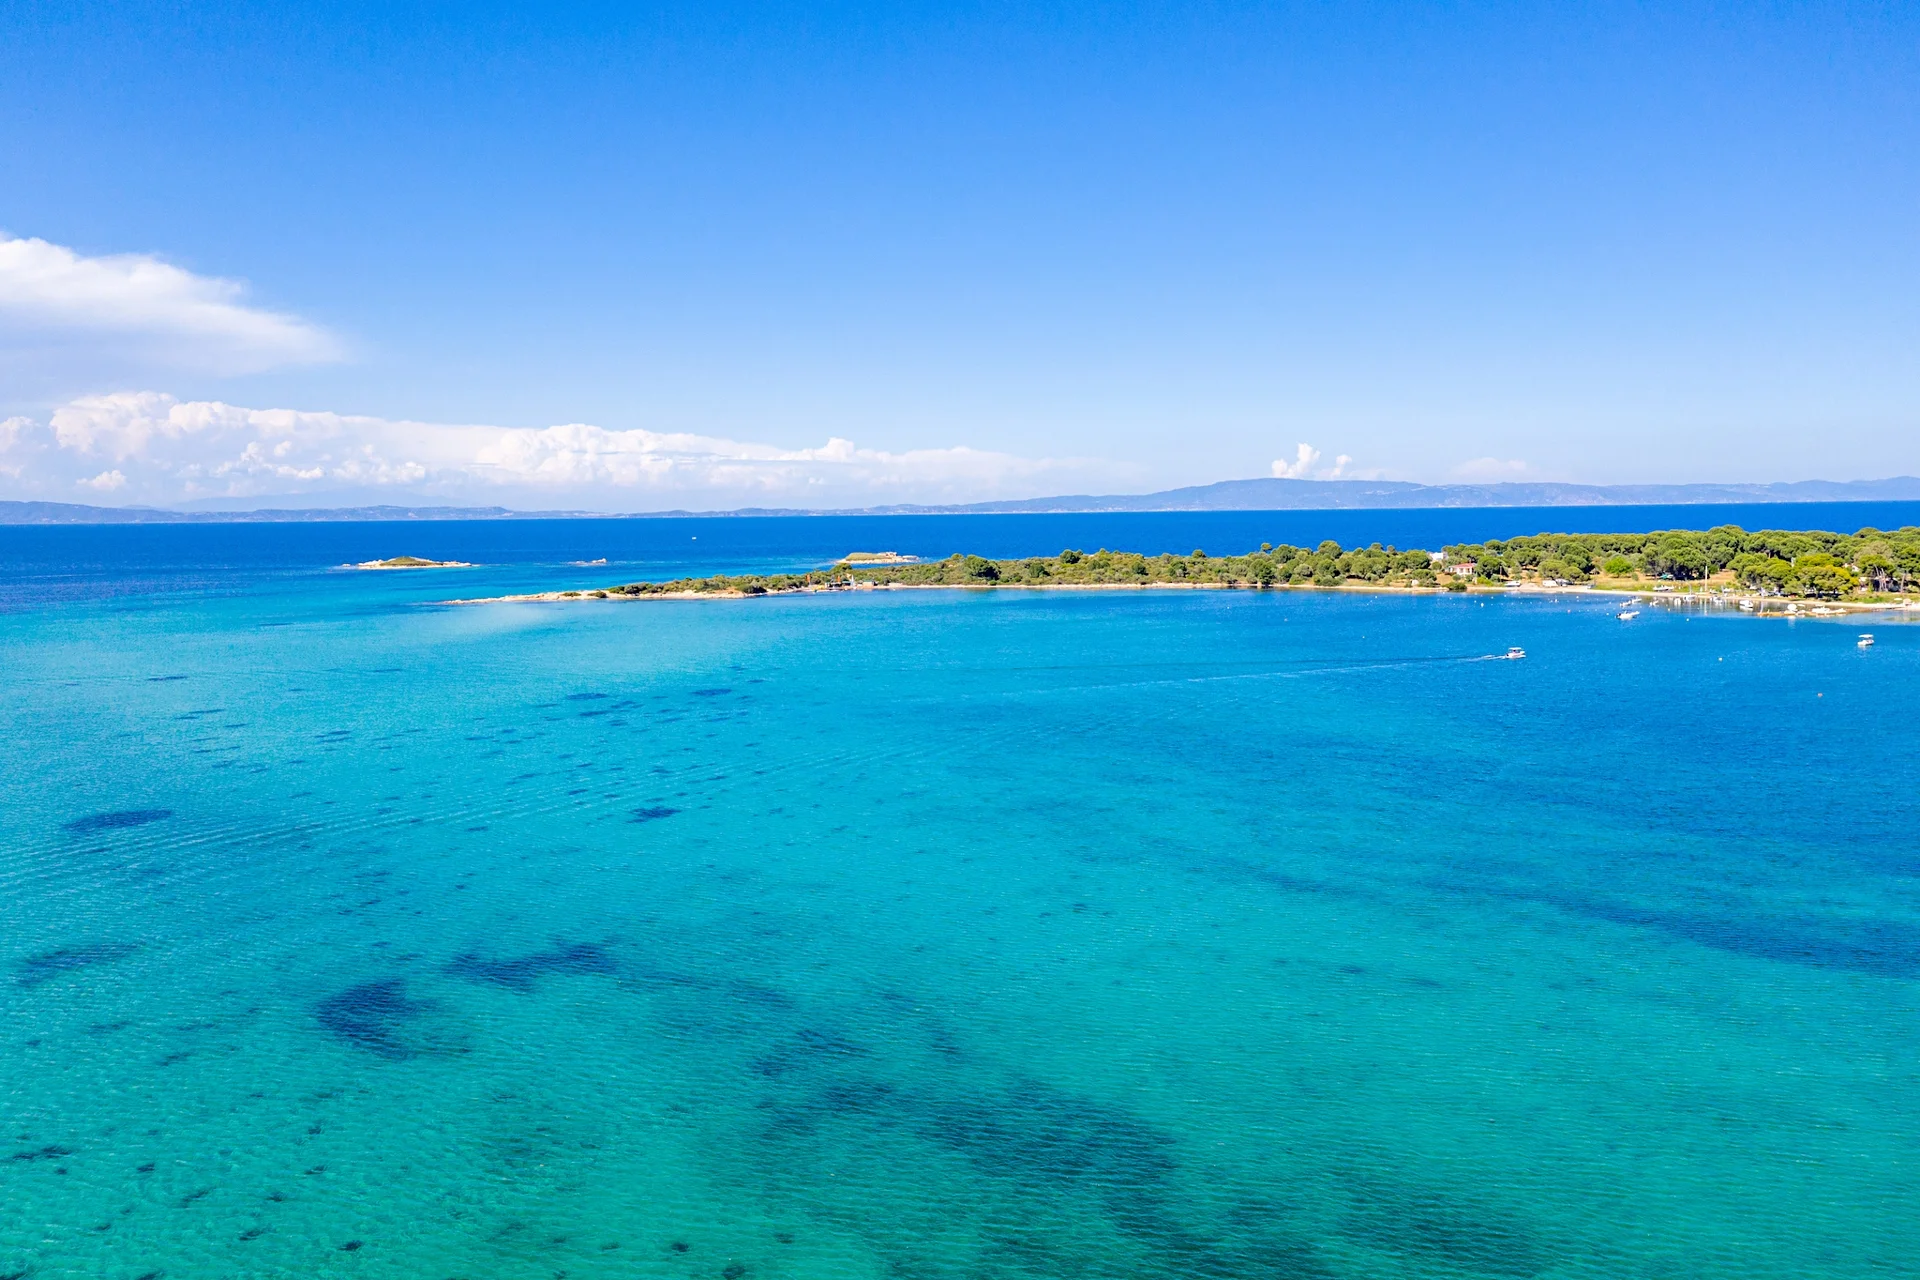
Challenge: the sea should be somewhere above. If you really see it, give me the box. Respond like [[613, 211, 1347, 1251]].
[[2, 503, 1917, 1280]]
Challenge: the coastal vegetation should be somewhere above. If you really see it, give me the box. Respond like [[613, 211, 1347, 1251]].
[[584, 523, 1920, 601], [1441, 525, 1920, 597]]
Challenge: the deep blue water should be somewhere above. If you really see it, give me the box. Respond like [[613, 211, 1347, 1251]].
[[2, 509, 1917, 1278]]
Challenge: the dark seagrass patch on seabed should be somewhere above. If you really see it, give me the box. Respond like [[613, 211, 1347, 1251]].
[[773, 1073, 1336, 1278], [1557, 893, 1920, 978], [1339, 1180, 1550, 1278], [750, 1027, 870, 1078], [445, 942, 619, 992], [17, 943, 141, 987], [63, 809, 173, 835], [1452, 872, 1920, 979], [315, 979, 433, 1059], [10, 1144, 75, 1162]]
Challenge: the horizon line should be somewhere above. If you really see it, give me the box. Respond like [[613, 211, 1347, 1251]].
[[4, 474, 1920, 524]]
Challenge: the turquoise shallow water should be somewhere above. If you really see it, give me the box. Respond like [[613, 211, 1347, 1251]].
[[3, 526, 1918, 1278]]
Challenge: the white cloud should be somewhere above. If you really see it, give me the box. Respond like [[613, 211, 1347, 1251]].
[[1271, 443, 1354, 480], [0, 416, 37, 479], [0, 392, 1123, 509], [0, 235, 341, 373], [1272, 444, 1320, 478], [1452, 456, 1530, 480]]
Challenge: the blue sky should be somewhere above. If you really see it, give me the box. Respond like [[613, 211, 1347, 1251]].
[[2, 1, 1917, 508]]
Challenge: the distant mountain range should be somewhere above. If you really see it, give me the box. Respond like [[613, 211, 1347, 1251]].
[[4, 476, 1919, 524], [846, 475, 1920, 515]]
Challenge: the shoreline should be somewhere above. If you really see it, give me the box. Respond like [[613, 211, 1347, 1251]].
[[441, 580, 1915, 614], [438, 525, 1919, 613]]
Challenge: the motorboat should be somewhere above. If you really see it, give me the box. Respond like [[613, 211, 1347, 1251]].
[[1505, 646, 1526, 660], [1617, 609, 1639, 621], [1859, 634, 1875, 648]]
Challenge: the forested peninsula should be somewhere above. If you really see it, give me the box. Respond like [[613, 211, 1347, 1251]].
[[459, 523, 1920, 604]]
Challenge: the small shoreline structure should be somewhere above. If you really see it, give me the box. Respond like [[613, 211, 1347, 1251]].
[[349, 556, 475, 569], [441, 524, 1920, 614]]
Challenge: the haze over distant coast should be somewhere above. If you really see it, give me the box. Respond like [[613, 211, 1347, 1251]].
[[5, 476, 1919, 524]]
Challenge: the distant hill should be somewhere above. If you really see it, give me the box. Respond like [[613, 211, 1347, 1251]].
[[904, 475, 1920, 514], [4, 476, 1919, 523]]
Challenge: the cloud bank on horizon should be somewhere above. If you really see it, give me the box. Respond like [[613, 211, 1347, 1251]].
[[0, 234, 1132, 508], [0, 391, 1121, 510]]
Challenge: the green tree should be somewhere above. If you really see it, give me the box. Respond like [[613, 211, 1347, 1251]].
[[1857, 553, 1896, 592], [1748, 530, 1817, 562], [1735, 555, 1793, 593], [1344, 547, 1391, 580], [1795, 562, 1855, 597], [1644, 533, 1709, 580], [1702, 525, 1745, 570], [1895, 543, 1920, 589]]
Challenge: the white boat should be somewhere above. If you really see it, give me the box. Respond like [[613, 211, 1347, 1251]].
[[1617, 610, 1639, 621], [1506, 646, 1526, 660], [1859, 634, 1875, 648]]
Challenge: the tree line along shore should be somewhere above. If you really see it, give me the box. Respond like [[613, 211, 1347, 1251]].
[[524, 523, 1920, 602]]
